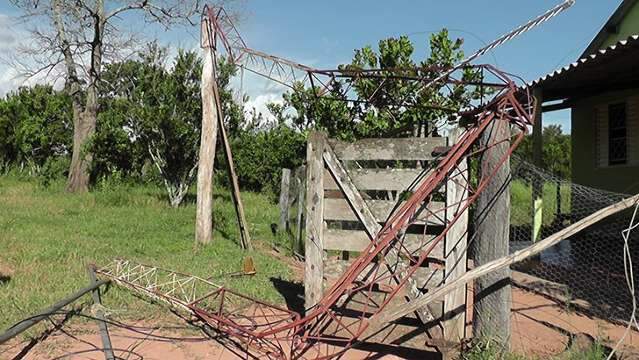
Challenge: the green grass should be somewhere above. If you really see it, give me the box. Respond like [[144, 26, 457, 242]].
[[461, 338, 608, 360], [511, 180, 572, 227], [0, 175, 292, 333]]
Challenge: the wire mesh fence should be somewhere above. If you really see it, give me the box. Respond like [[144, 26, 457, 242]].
[[470, 155, 639, 358]]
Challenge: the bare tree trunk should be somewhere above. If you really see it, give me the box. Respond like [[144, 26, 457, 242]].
[[66, 111, 96, 192], [472, 118, 512, 348], [64, 0, 104, 193], [195, 38, 219, 244]]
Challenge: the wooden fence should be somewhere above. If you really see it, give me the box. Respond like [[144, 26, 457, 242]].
[[292, 130, 470, 345], [278, 166, 306, 256]]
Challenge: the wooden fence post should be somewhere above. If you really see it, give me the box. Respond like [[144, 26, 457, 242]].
[[473, 118, 512, 347], [279, 168, 291, 233], [305, 132, 326, 310], [195, 21, 219, 245], [443, 128, 469, 343], [295, 165, 306, 255]]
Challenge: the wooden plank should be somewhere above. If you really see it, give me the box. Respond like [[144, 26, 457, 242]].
[[323, 198, 445, 225], [304, 132, 326, 310], [324, 229, 443, 259], [329, 137, 446, 160], [278, 168, 291, 232], [323, 148, 382, 237], [363, 193, 639, 338], [215, 75, 252, 250], [324, 168, 431, 191], [294, 166, 305, 255], [324, 259, 444, 290], [443, 128, 469, 343]]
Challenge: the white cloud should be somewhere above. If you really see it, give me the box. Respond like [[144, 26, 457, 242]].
[[231, 71, 288, 123], [0, 14, 19, 96], [243, 92, 283, 121], [0, 67, 19, 96], [0, 15, 18, 51], [227, 54, 321, 123]]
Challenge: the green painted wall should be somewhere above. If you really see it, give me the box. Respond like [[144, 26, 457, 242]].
[[601, 1, 639, 48], [571, 89, 639, 195]]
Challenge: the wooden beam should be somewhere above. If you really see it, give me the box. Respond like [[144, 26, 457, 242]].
[[217, 114, 253, 250], [364, 193, 639, 337], [328, 137, 446, 161], [304, 132, 327, 310], [195, 36, 219, 245], [323, 198, 445, 225], [324, 168, 433, 192], [532, 87, 543, 168], [295, 166, 306, 255], [443, 128, 468, 343], [541, 100, 572, 112], [323, 147, 381, 237], [323, 229, 442, 258], [324, 259, 444, 292], [279, 168, 291, 232], [473, 117, 512, 345], [532, 87, 544, 244]]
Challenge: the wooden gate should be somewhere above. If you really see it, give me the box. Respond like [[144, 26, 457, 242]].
[[303, 130, 469, 345]]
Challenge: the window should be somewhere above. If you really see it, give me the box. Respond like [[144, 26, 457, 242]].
[[608, 102, 627, 165]]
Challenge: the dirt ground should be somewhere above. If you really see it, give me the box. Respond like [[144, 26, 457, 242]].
[[0, 320, 428, 359], [3, 270, 639, 359], [509, 286, 639, 358]]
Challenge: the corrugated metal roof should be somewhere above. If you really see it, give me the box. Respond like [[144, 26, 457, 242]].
[[528, 34, 639, 88]]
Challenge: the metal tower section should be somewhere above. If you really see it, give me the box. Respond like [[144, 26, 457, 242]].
[[98, 1, 575, 358]]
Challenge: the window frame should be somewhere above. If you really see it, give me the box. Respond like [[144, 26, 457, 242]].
[[607, 102, 627, 166]]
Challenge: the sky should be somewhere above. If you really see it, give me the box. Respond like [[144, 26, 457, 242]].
[[0, 0, 625, 133]]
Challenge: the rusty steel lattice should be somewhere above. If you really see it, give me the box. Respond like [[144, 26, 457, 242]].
[[97, 1, 576, 359], [202, 1, 574, 110], [97, 80, 531, 359]]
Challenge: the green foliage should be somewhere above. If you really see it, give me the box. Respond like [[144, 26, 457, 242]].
[[95, 44, 204, 205], [562, 345, 607, 360], [515, 124, 571, 179], [277, 30, 482, 140], [228, 122, 306, 195], [0, 31, 495, 199], [462, 338, 529, 360], [461, 337, 609, 360], [510, 179, 571, 227], [93, 43, 254, 204], [0, 85, 72, 174]]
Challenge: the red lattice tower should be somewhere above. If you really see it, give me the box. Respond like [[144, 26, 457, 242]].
[[98, 1, 575, 358]]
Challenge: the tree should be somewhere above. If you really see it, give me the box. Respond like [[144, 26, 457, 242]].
[[9, 0, 201, 192], [0, 85, 72, 173], [277, 30, 482, 140], [515, 124, 571, 178], [98, 45, 202, 207]]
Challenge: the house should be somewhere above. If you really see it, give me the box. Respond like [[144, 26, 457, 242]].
[[530, 0, 639, 194]]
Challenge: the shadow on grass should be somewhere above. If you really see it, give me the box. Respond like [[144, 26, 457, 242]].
[[270, 277, 304, 315]]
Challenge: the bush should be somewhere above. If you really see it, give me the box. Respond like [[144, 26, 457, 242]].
[[38, 156, 70, 188], [221, 124, 306, 196], [0, 85, 72, 171]]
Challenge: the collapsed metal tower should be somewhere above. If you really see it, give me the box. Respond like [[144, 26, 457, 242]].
[[97, 1, 575, 359]]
